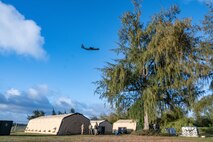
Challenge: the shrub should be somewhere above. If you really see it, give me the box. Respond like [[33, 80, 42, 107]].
[[161, 118, 194, 134], [194, 116, 213, 127], [131, 129, 160, 136]]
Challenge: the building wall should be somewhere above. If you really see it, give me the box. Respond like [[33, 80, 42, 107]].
[[25, 117, 62, 135], [58, 114, 90, 135], [113, 120, 137, 133], [99, 121, 112, 134]]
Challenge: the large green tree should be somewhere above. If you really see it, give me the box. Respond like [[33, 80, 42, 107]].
[[203, 3, 213, 89], [203, 3, 213, 42], [27, 110, 45, 120], [95, 1, 212, 130], [192, 3, 213, 127]]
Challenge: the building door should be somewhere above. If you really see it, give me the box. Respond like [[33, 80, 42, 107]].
[[98, 126, 105, 134]]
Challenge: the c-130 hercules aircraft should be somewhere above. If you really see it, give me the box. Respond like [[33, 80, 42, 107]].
[[81, 44, 100, 51]]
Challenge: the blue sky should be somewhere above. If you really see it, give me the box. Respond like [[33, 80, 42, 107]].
[[0, 0, 211, 123]]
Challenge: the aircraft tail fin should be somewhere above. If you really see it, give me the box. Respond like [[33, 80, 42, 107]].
[[81, 44, 85, 49]]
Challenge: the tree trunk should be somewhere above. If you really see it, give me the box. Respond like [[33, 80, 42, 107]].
[[143, 110, 149, 130]]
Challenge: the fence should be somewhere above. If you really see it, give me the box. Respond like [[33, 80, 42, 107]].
[[11, 121, 27, 133]]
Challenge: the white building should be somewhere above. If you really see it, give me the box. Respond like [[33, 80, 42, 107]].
[[113, 119, 137, 133]]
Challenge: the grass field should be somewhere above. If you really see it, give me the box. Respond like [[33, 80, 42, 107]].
[[0, 133, 212, 142], [0, 127, 211, 142]]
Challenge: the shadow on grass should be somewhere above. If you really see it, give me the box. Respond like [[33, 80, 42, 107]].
[[9, 133, 73, 137]]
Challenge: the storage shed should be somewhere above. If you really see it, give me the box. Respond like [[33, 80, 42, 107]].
[[90, 120, 112, 134], [113, 119, 137, 133], [0, 120, 13, 135], [25, 113, 90, 135]]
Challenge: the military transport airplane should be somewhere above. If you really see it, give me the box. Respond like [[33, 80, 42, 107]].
[[81, 44, 100, 51]]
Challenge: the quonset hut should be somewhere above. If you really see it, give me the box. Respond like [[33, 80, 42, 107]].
[[25, 113, 89, 135]]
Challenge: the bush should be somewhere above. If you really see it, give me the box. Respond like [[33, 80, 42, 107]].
[[131, 129, 160, 136], [161, 118, 194, 134], [198, 127, 213, 136], [194, 116, 212, 127]]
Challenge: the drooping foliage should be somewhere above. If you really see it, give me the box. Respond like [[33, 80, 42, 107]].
[[95, 1, 212, 130], [193, 94, 213, 126], [99, 112, 120, 124], [203, 3, 213, 90], [203, 3, 213, 42]]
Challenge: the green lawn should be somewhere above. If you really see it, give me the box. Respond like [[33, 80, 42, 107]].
[[0, 133, 212, 142], [0, 127, 211, 142]]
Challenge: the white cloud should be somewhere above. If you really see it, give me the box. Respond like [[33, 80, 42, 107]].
[[55, 97, 75, 108], [0, 85, 53, 122], [28, 88, 39, 99], [0, 1, 46, 59], [0, 85, 111, 122], [6, 88, 21, 97], [37, 84, 49, 94], [54, 96, 111, 118], [0, 111, 28, 123], [27, 85, 51, 101], [0, 104, 8, 109]]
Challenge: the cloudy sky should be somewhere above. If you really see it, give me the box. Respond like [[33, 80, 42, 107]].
[[0, 0, 211, 123]]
